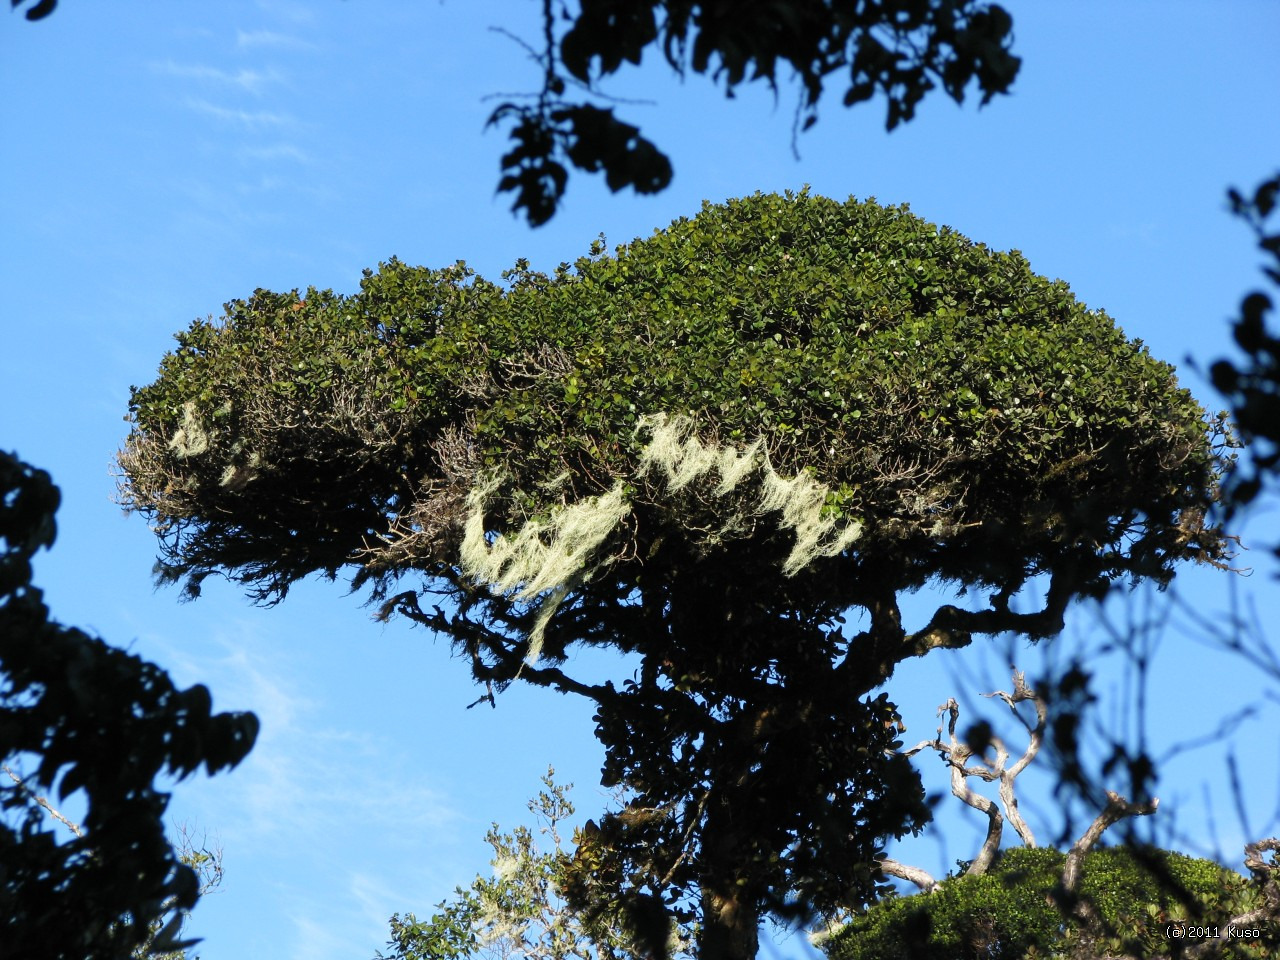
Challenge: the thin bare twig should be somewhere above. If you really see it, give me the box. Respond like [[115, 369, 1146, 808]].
[[3, 764, 84, 837]]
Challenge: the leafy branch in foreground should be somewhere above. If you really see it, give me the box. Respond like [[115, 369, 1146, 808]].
[[490, 0, 1020, 224], [0, 775, 226, 960], [1, 450, 257, 960], [1213, 171, 1280, 561]]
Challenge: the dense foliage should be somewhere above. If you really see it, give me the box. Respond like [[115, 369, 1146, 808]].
[[120, 192, 1226, 960], [124, 192, 1223, 603], [1, 451, 258, 960], [827, 845, 1275, 960]]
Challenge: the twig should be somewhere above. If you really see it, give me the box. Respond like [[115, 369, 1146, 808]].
[[3, 764, 84, 837]]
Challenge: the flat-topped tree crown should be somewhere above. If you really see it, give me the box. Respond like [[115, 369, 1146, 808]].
[[123, 191, 1223, 613], [119, 191, 1228, 960]]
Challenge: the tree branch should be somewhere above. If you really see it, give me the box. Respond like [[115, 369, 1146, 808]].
[[1221, 838, 1280, 932], [982, 670, 1044, 847], [3, 764, 84, 837], [377, 588, 614, 704], [927, 697, 1006, 876], [875, 858, 940, 894], [897, 671, 1047, 877], [1061, 791, 1159, 895]]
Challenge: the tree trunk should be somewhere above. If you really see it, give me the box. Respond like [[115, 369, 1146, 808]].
[[699, 881, 760, 960], [696, 783, 764, 960]]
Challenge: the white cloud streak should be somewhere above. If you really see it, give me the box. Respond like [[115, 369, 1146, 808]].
[[185, 98, 296, 129], [236, 28, 317, 50], [208, 640, 457, 843], [141, 619, 457, 843], [134, 615, 461, 960], [151, 60, 283, 95], [239, 143, 312, 163], [289, 910, 355, 960], [283, 872, 428, 960]]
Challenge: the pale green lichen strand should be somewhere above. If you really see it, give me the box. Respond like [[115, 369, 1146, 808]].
[[460, 474, 630, 601], [460, 414, 863, 627], [758, 467, 864, 576], [637, 412, 763, 495], [524, 582, 570, 665], [168, 401, 210, 458], [637, 413, 862, 575]]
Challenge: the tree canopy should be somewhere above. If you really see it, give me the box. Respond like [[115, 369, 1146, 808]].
[[118, 191, 1228, 960], [828, 844, 1278, 960], [1, 451, 258, 960]]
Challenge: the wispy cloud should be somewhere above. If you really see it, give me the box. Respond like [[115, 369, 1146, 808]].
[[141, 618, 462, 960], [236, 28, 317, 51], [1107, 220, 1159, 245], [169, 625, 459, 845], [349, 872, 417, 932], [239, 143, 312, 163], [152, 59, 283, 95], [283, 876, 416, 960], [289, 910, 357, 960], [186, 98, 295, 129], [254, 0, 320, 27]]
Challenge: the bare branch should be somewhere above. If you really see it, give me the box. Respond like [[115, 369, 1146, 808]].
[[3, 764, 84, 837], [876, 857, 940, 894], [903, 671, 1048, 875], [886, 669, 1058, 896], [981, 670, 1045, 847], [1062, 791, 1159, 895], [1225, 837, 1280, 930]]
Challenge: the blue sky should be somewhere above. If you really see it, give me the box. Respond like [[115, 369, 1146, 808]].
[[3, 2, 1280, 958]]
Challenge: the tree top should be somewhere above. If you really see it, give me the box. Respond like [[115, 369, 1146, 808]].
[[121, 191, 1226, 625]]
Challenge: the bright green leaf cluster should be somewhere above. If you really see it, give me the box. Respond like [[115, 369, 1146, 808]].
[[826, 845, 1273, 960]]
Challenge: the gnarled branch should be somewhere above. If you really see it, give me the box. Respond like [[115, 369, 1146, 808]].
[[1061, 790, 1159, 895]]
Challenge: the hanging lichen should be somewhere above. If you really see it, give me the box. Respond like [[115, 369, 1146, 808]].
[[636, 413, 862, 575]]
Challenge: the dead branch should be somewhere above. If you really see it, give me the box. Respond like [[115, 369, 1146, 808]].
[[1216, 838, 1280, 935], [982, 670, 1045, 849], [875, 675, 1274, 960], [875, 857, 941, 894], [3, 763, 84, 837], [897, 670, 1047, 883], [1052, 790, 1160, 960], [1062, 791, 1160, 895], [497, 342, 575, 387]]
